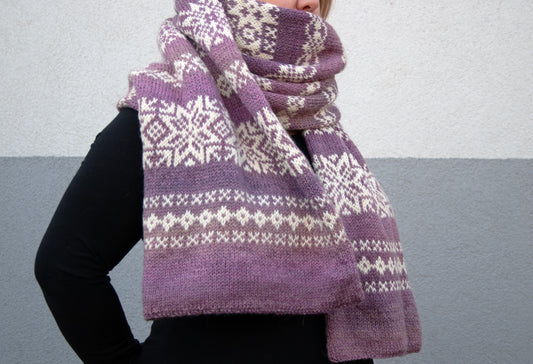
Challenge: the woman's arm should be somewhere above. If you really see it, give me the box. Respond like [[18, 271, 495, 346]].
[[34, 108, 144, 364]]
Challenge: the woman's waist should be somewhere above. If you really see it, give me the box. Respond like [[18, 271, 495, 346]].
[[140, 313, 331, 363], [151, 312, 327, 338]]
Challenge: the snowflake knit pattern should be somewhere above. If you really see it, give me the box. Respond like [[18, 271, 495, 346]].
[[117, 0, 422, 361]]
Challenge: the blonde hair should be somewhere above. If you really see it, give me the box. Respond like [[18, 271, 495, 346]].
[[320, 0, 333, 20]]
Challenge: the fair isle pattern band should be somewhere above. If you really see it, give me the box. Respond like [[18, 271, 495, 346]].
[[364, 279, 411, 293], [296, 12, 327, 66], [142, 153, 393, 217], [117, 0, 421, 361], [143, 190, 330, 210], [140, 96, 310, 176], [144, 206, 340, 233], [143, 230, 346, 249], [225, 0, 280, 59]]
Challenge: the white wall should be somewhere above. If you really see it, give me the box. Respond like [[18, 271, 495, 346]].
[[330, 0, 533, 159], [1, 0, 173, 156], [1, 0, 532, 157]]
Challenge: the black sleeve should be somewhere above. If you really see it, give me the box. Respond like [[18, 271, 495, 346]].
[[34, 108, 144, 364]]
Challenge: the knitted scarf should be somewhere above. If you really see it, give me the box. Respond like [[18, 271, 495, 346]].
[[117, 0, 421, 361]]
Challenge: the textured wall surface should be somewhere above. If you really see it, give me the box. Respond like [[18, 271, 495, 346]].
[[1, 158, 532, 363], [1, 0, 532, 363], [1, 0, 532, 157]]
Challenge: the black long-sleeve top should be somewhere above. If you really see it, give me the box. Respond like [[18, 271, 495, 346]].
[[34, 108, 373, 364]]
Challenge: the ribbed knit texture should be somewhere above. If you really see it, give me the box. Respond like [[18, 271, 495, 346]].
[[117, 0, 422, 361]]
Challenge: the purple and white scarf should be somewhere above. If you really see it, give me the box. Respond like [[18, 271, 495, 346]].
[[118, 0, 421, 360]]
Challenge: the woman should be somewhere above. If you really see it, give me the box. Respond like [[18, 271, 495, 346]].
[[34, 0, 421, 363]]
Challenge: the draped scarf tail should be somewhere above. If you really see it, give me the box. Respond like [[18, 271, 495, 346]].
[[117, 0, 422, 361]]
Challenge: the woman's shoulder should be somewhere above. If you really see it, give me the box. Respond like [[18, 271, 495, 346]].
[[117, 107, 138, 118]]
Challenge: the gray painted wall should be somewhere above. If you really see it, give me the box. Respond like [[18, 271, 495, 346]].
[[1, 157, 531, 363]]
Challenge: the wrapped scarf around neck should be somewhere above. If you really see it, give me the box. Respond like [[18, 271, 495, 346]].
[[117, 0, 422, 361]]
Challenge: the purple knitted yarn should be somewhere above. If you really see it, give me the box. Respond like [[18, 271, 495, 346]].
[[117, 0, 421, 361]]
